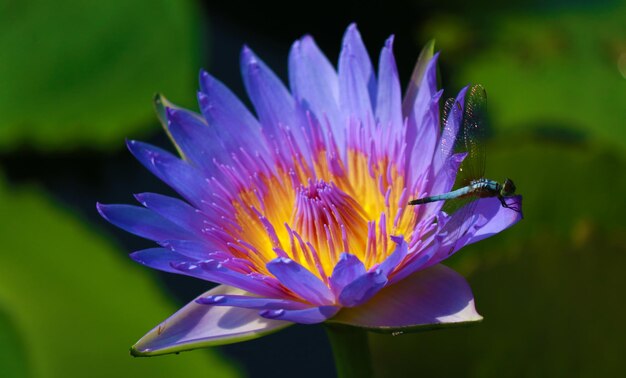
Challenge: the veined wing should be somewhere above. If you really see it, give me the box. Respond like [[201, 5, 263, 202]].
[[438, 84, 489, 253], [458, 84, 488, 185]]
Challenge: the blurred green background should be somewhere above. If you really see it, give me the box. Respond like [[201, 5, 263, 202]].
[[1, 0, 625, 377]]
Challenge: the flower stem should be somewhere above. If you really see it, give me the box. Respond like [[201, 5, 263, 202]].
[[324, 324, 373, 378]]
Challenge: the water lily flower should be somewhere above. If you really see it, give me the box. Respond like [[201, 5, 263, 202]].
[[98, 23, 522, 357]]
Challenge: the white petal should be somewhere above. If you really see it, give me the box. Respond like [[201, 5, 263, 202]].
[[131, 285, 292, 356]]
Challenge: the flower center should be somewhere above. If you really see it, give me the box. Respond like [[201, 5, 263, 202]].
[[228, 149, 419, 280], [291, 179, 368, 272]]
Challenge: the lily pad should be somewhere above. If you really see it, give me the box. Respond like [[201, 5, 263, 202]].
[[0, 173, 240, 378], [455, 2, 626, 153], [0, 0, 200, 151], [0, 303, 29, 378]]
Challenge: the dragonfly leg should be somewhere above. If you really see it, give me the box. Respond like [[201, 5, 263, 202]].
[[499, 196, 521, 213]]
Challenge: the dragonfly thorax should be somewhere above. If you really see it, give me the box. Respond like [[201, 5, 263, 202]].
[[469, 178, 500, 198]]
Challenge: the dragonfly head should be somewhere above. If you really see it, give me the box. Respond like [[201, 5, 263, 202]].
[[500, 178, 516, 197]]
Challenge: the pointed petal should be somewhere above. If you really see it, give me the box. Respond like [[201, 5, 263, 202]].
[[426, 196, 524, 266], [465, 195, 523, 245], [288, 35, 344, 150], [130, 248, 194, 274], [433, 86, 468, 174], [387, 244, 437, 285], [197, 71, 272, 163], [415, 152, 466, 221], [96, 203, 194, 242], [375, 36, 402, 133], [159, 240, 214, 260], [131, 285, 292, 356], [402, 40, 436, 118], [260, 305, 340, 324], [338, 269, 387, 307], [329, 253, 366, 295], [328, 264, 482, 331], [377, 235, 408, 277], [404, 52, 440, 185], [166, 107, 226, 173], [153, 94, 187, 159], [339, 23, 376, 113], [198, 70, 261, 132], [339, 47, 374, 125], [406, 89, 442, 189], [266, 257, 334, 305], [241, 47, 308, 159], [173, 260, 284, 298], [126, 140, 213, 210], [288, 37, 340, 111], [197, 294, 308, 310], [134, 193, 210, 233]]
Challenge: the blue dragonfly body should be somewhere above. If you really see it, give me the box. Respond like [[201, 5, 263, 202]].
[[409, 85, 520, 215]]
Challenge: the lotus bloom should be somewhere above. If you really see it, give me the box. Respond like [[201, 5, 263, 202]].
[[98, 24, 522, 356]]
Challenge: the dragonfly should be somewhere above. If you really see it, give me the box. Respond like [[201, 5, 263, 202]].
[[409, 84, 520, 249]]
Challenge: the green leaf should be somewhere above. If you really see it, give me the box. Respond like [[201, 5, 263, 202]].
[[452, 2, 626, 153], [486, 135, 626, 235], [0, 0, 200, 151], [0, 302, 29, 378], [0, 173, 240, 378]]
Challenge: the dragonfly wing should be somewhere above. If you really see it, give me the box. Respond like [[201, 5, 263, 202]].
[[438, 84, 490, 254], [437, 84, 488, 190], [458, 84, 488, 184]]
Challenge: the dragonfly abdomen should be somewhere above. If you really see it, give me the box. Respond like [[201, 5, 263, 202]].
[[408, 186, 473, 205], [408, 179, 502, 205]]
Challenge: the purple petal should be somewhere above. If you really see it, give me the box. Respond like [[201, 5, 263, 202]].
[[173, 260, 284, 298], [197, 71, 272, 163], [260, 305, 339, 324], [375, 36, 403, 133], [131, 285, 292, 356], [404, 52, 439, 185], [266, 257, 334, 306], [377, 235, 408, 277], [426, 196, 524, 267], [329, 253, 366, 295], [153, 94, 191, 159], [288, 36, 343, 147], [466, 195, 523, 245], [197, 294, 308, 310], [159, 240, 214, 260], [97, 203, 194, 242], [329, 264, 482, 330], [431, 152, 467, 197], [130, 248, 194, 274], [240, 47, 308, 159], [402, 40, 436, 119], [339, 23, 376, 114], [339, 47, 373, 125], [387, 244, 437, 285], [415, 152, 466, 222], [161, 241, 247, 267], [406, 89, 442, 189], [408, 53, 439, 126], [338, 269, 387, 307], [166, 107, 226, 173], [126, 140, 213, 210], [433, 86, 468, 174], [134, 193, 209, 234]]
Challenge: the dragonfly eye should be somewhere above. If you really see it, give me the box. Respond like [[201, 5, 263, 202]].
[[501, 178, 516, 197]]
